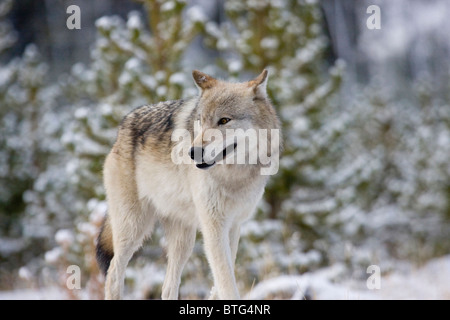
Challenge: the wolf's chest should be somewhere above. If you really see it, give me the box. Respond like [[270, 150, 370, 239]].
[[135, 162, 199, 227]]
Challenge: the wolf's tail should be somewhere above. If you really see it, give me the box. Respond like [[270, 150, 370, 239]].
[[96, 214, 114, 276]]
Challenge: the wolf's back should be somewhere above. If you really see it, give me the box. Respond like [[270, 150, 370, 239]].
[[116, 100, 191, 159]]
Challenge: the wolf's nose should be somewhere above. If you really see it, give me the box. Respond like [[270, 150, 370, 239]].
[[189, 146, 204, 162]]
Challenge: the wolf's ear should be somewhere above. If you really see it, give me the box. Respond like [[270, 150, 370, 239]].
[[248, 69, 269, 100], [192, 70, 217, 91]]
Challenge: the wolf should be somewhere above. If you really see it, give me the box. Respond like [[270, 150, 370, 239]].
[[96, 69, 281, 300]]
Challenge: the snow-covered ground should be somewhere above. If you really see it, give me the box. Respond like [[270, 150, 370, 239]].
[[246, 255, 450, 300], [0, 287, 64, 300], [1, 255, 448, 300]]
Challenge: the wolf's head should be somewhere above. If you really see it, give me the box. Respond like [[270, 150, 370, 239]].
[[189, 70, 280, 175]]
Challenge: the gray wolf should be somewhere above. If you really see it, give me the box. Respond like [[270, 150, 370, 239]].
[[96, 69, 281, 299]]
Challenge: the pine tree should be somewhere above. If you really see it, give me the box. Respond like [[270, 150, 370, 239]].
[[331, 77, 450, 266], [0, 0, 59, 271]]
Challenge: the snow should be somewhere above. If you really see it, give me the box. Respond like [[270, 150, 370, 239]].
[[260, 37, 279, 50], [125, 58, 141, 71], [217, 37, 230, 51], [74, 107, 88, 119], [44, 247, 62, 264], [156, 85, 168, 97], [126, 12, 142, 30], [118, 71, 132, 86], [55, 229, 74, 248], [205, 22, 221, 39], [18, 267, 33, 282], [161, 1, 175, 12], [186, 6, 207, 24], [141, 75, 157, 89], [241, 220, 284, 240], [95, 17, 112, 30], [0, 287, 65, 300], [245, 255, 450, 300], [169, 72, 186, 85], [228, 60, 242, 73]]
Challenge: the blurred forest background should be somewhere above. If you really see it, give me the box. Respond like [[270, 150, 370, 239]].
[[0, 0, 449, 299]]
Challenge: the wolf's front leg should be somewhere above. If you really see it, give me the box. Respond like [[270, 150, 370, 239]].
[[200, 217, 240, 300], [161, 219, 197, 300], [208, 222, 241, 300]]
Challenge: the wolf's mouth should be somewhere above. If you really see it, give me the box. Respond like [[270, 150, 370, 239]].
[[220, 142, 237, 162], [196, 162, 215, 169], [195, 142, 237, 170]]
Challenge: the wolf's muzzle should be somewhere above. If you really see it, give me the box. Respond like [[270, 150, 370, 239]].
[[189, 143, 237, 170], [189, 146, 214, 169]]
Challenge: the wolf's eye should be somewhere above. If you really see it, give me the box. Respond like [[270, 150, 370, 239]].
[[218, 118, 231, 125]]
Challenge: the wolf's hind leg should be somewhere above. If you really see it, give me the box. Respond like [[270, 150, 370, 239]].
[[161, 219, 196, 300], [105, 203, 155, 300]]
